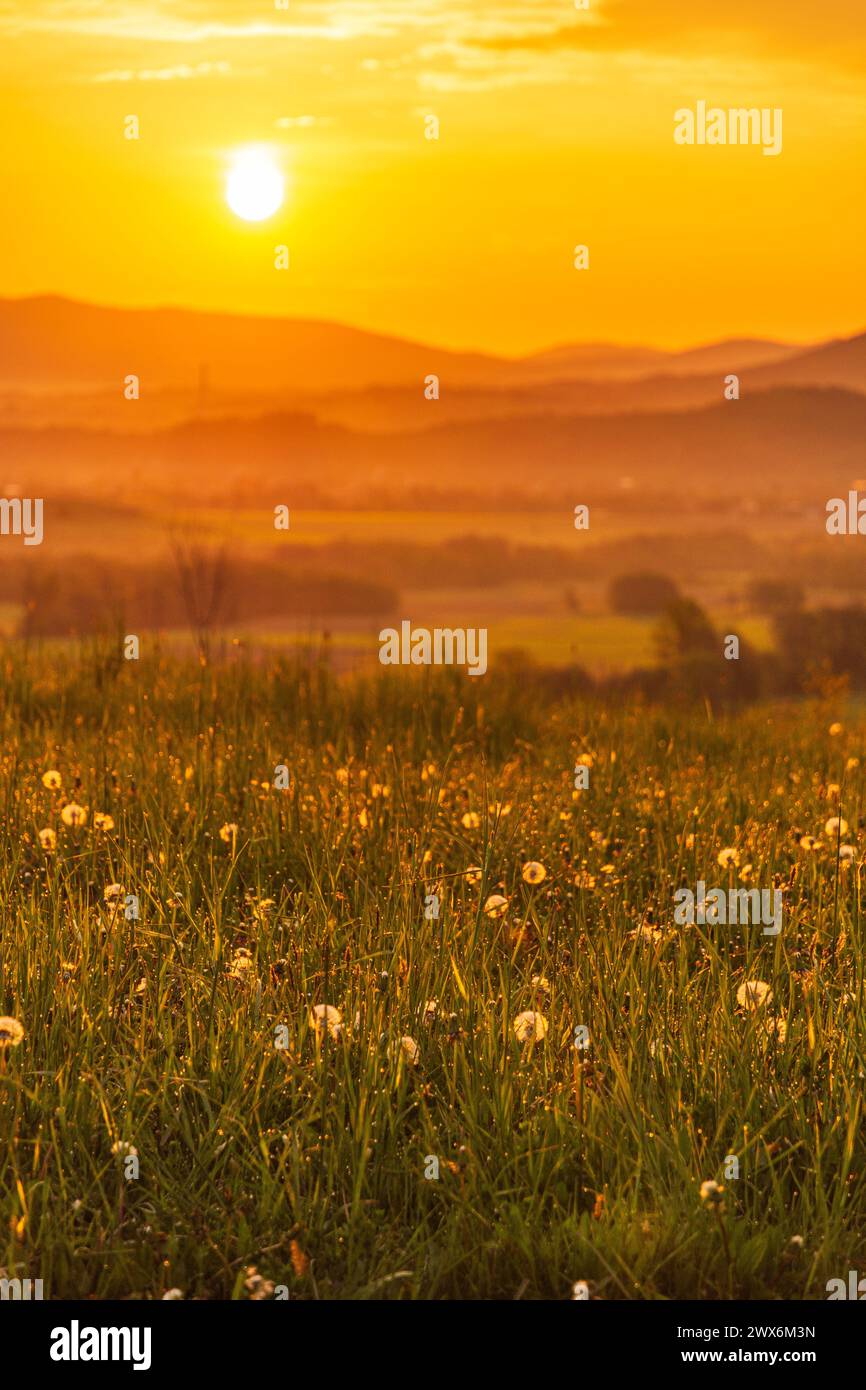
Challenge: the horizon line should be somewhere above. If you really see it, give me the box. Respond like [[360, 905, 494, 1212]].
[[0, 290, 855, 363]]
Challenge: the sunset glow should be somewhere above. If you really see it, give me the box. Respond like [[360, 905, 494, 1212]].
[[0, 0, 863, 350]]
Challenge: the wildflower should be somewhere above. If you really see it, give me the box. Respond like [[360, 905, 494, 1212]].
[[38, 828, 56, 851], [461, 811, 480, 830], [828, 722, 843, 736], [104, 883, 124, 904], [717, 847, 740, 869], [111, 1141, 138, 1158], [483, 893, 508, 919], [41, 770, 62, 790], [422, 999, 438, 1026], [244, 1265, 275, 1300], [788, 1235, 804, 1251], [631, 922, 663, 943], [839, 844, 856, 863], [219, 822, 238, 844], [522, 861, 547, 885], [531, 974, 551, 998], [762, 1016, 788, 1042], [0, 1017, 24, 1048], [699, 1179, 725, 1209], [846, 757, 860, 772], [309, 1004, 342, 1040], [825, 816, 848, 838], [736, 980, 772, 1010], [513, 1010, 548, 1043], [399, 1036, 420, 1066], [464, 866, 483, 884], [93, 812, 115, 832], [61, 802, 88, 827], [229, 948, 254, 980]]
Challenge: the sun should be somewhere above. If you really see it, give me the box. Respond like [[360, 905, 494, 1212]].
[[225, 147, 285, 222]]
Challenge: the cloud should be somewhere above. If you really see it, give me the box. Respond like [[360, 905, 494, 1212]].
[[274, 114, 334, 128], [467, 0, 866, 75], [92, 60, 231, 82]]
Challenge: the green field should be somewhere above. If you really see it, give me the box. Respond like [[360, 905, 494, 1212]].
[[0, 644, 862, 1299]]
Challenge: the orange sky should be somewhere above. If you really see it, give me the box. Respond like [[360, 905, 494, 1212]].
[[0, 0, 863, 353]]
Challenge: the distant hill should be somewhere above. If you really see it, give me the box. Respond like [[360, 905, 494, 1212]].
[[520, 337, 800, 381], [747, 333, 866, 394], [1, 295, 853, 399], [2, 387, 863, 506]]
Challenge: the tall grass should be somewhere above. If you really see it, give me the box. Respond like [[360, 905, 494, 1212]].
[[0, 641, 863, 1299]]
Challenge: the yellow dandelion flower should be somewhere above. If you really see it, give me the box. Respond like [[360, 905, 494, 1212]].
[[60, 802, 88, 828], [736, 979, 772, 1010], [522, 861, 547, 885], [41, 770, 62, 790], [309, 1004, 342, 1040], [461, 811, 480, 830], [717, 847, 740, 869], [513, 1010, 548, 1043], [483, 893, 508, 919], [103, 883, 124, 903], [464, 866, 483, 884], [219, 822, 238, 844], [93, 812, 115, 832], [0, 1017, 24, 1047], [38, 827, 56, 851], [799, 834, 821, 851], [828, 722, 843, 736], [699, 1179, 725, 1209]]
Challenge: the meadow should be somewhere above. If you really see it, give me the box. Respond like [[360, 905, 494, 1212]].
[[0, 642, 864, 1300]]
